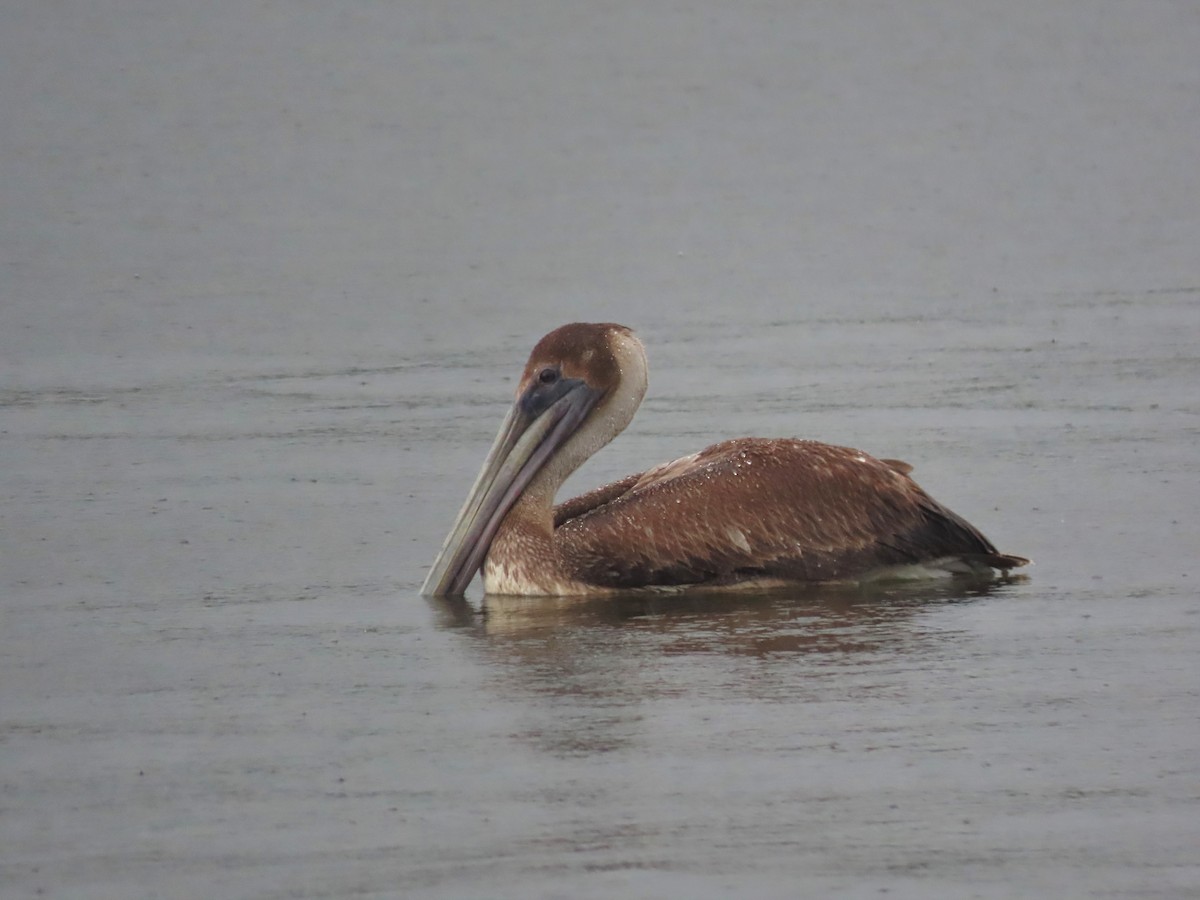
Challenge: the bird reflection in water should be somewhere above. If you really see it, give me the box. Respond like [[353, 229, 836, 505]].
[[428, 578, 1016, 654], [427, 580, 1017, 763], [425, 581, 1020, 759]]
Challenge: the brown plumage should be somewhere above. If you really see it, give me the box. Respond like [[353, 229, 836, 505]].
[[421, 323, 1028, 597]]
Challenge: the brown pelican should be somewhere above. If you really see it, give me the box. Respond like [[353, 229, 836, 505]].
[[422, 323, 1028, 596]]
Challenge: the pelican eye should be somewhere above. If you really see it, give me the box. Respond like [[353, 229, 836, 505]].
[[520, 366, 578, 418]]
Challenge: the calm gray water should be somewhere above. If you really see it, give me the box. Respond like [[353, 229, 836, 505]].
[[3, 3, 1199, 898]]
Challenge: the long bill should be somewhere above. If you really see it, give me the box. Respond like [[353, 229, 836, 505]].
[[421, 382, 600, 596]]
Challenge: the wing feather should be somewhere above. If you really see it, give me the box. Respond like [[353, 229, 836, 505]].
[[553, 438, 1019, 588], [553, 471, 645, 527]]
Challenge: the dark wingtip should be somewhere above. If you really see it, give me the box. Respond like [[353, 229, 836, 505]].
[[987, 553, 1031, 570]]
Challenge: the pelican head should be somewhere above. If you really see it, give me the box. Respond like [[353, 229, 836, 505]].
[[421, 323, 648, 596]]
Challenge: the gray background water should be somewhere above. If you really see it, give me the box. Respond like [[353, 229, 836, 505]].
[[3, 2, 1198, 898]]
